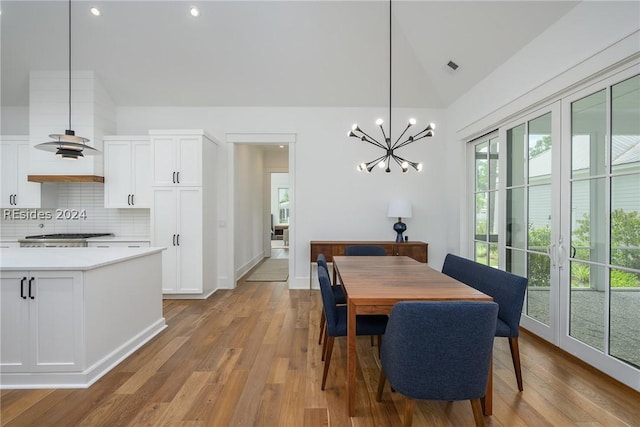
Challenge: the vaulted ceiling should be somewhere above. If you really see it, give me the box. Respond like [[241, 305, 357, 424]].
[[1, 0, 580, 109]]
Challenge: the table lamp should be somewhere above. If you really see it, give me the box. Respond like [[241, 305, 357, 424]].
[[387, 200, 412, 242]]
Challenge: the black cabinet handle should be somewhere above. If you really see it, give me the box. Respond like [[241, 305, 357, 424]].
[[172, 234, 176, 246], [176, 234, 180, 246], [20, 277, 27, 299], [176, 172, 180, 184], [127, 194, 131, 205], [172, 171, 176, 184], [28, 277, 35, 300], [131, 194, 134, 205]]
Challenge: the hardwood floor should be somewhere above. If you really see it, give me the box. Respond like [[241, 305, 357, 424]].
[[2, 280, 639, 426]]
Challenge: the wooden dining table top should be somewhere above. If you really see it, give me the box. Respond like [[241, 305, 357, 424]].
[[333, 256, 492, 307]]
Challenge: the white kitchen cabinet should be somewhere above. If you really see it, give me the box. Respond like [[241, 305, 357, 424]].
[[0, 270, 83, 373], [150, 130, 218, 298], [104, 136, 151, 208], [150, 130, 205, 187], [152, 188, 203, 294], [0, 137, 40, 208]]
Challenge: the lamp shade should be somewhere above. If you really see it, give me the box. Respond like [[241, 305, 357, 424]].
[[387, 200, 412, 218]]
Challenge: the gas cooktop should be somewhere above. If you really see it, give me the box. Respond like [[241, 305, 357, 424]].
[[24, 233, 114, 240]]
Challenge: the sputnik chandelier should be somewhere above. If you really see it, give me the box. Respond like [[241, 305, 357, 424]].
[[348, 0, 435, 173]]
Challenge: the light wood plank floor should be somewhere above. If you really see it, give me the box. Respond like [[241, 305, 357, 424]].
[[2, 280, 639, 426]]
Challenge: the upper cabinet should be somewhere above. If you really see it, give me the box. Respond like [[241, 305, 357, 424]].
[[0, 136, 40, 208], [103, 136, 151, 208], [150, 131, 205, 187]]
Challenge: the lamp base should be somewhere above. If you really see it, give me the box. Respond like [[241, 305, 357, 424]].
[[393, 218, 406, 243]]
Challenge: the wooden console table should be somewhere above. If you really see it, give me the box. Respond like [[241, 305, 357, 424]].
[[309, 240, 428, 288]]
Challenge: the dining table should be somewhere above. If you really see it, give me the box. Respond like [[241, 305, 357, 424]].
[[332, 255, 494, 417]]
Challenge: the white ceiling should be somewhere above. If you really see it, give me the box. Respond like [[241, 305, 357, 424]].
[[1, 0, 580, 109]]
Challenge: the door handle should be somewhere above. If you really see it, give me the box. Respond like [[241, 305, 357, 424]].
[[172, 234, 176, 246], [176, 234, 180, 246], [131, 194, 134, 205], [20, 277, 27, 299], [176, 172, 180, 184], [172, 171, 176, 184], [28, 277, 35, 300], [127, 194, 131, 205]]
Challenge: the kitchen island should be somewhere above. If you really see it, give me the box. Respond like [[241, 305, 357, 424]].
[[0, 247, 166, 389]]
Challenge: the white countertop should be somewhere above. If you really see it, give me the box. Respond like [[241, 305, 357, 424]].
[[0, 247, 165, 271], [87, 236, 151, 243]]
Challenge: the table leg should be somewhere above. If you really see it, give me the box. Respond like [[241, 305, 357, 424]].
[[347, 299, 357, 416]]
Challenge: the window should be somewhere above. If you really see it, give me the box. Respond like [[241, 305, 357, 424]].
[[471, 133, 499, 266], [278, 187, 289, 224]]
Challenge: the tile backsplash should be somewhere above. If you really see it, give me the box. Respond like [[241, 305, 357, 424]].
[[1, 183, 150, 238]]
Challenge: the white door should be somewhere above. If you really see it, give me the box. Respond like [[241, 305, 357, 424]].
[[177, 136, 202, 186], [153, 188, 178, 293], [0, 272, 30, 371], [104, 141, 132, 208], [177, 188, 203, 293], [151, 136, 177, 186], [131, 141, 151, 207], [30, 271, 83, 372]]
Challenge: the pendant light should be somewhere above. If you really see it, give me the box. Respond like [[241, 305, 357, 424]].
[[34, 0, 99, 160], [348, 0, 434, 173]]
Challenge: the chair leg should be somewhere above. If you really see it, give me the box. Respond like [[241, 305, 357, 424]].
[[321, 329, 329, 361], [376, 369, 386, 401], [403, 398, 415, 427], [377, 335, 382, 358], [321, 336, 335, 390], [370, 336, 375, 346], [470, 399, 485, 427], [318, 310, 326, 345], [508, 337, 523, 391]]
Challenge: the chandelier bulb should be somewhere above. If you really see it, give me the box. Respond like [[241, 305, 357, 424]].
[[352, 124, 359, 131], [357, 163, 366, 172], [401, 161, 409, 169], [417, 163, 423, 172], [408, 118, 416, 126], [378, 160, 386, 169], [376, 118, 384, 126]]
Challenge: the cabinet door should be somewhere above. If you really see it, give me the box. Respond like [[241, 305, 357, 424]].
[[15, 143, 40, 208], [395, 243, 428, 263], [30, 271, 83, 372], [0, 142, 18, 206], [152, 188, 178, 293], [104, 141, 133, 208], [0, 272, 30, 372], [151, 136, 177, 186], [131, 141, 151, 207], [177, 188, 203, 293], [176, 136, 202, 186]]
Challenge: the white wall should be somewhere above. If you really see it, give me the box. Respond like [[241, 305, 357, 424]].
[[115, 106, 446, 288], [1, 107, 29, 134]]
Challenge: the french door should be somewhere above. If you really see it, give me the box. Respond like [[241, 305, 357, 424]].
[[493, 65, 639, 389]]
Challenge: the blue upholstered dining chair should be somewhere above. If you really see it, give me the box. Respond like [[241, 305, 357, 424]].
[[376, 301, 498, 427], [345, 245, 387, 256], [317, 254, 346, 346], [442, 253, 528, 391], [317, 266, 388, 390]]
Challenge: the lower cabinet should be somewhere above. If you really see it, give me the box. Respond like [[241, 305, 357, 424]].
[[0, 270, 83, 373], [152, 187, 206, 295]]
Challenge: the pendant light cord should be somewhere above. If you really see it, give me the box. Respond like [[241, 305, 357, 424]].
[[388, 0, 392, 147], [68, 0, 72, 131]]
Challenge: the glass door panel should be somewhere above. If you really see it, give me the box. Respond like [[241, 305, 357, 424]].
[[473, 135, 500, 266]]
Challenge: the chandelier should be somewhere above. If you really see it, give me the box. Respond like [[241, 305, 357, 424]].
[[34, 0, 100, 160], [347, 0, 434, 173]]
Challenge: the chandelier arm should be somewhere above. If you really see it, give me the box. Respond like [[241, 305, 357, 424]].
[[360, 135, 388, 150], [395, 133, 432, 150], [412, 125, 434, 138], [379, 125, 389, 147], [365, 154, 387, 172], [391, 122, 412, 149], [68, 0, 72, 131]]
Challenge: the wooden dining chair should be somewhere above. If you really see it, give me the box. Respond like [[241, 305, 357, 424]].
[[317, 266, 388, 390], [442, 253, 528, 391], [376, 301, 498, 427]]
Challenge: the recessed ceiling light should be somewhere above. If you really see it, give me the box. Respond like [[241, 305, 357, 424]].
[[190, 7, 200, 17], [90, 7, 100, 16]]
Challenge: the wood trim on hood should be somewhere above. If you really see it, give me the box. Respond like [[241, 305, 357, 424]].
[[27, 175, 104, 183]]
